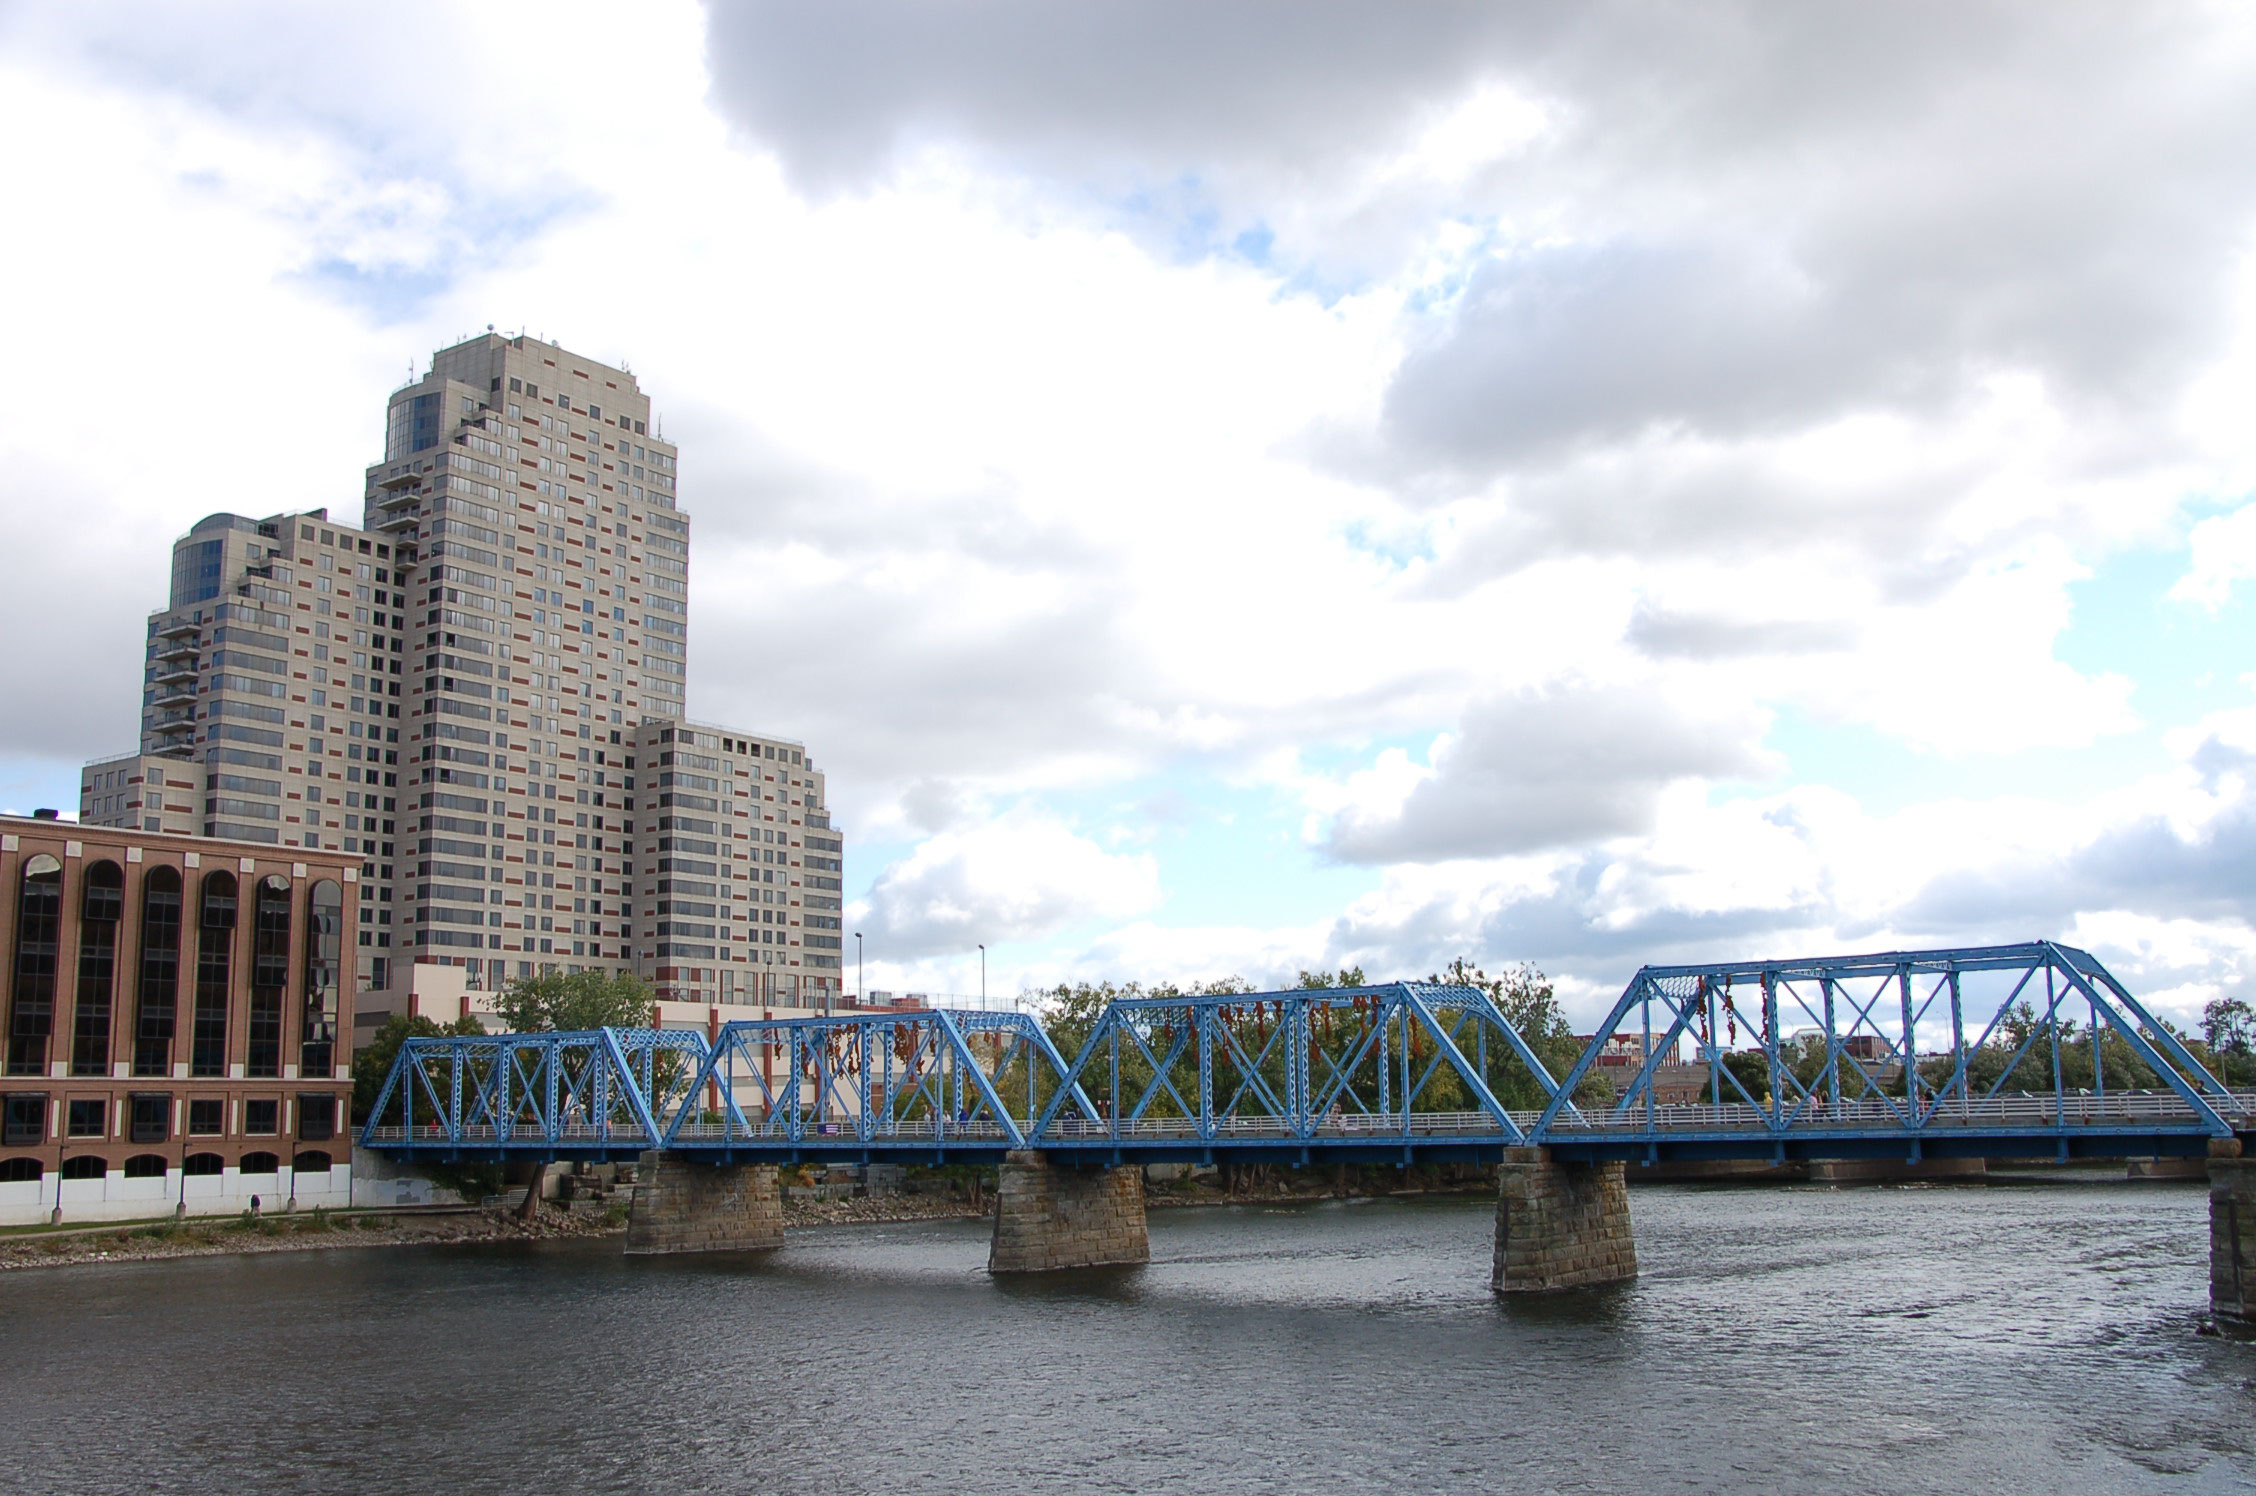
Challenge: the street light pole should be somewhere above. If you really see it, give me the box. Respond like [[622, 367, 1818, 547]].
[[854, 932, 863, 1011], [978, 944, 986, 1007]]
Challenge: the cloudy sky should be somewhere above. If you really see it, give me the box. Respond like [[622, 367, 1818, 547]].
[[3, 1, 2254, 1026]]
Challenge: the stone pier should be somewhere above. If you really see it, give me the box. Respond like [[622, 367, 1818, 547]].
[[1493, 1147, 1637, 1293], [989, 1150, 1149, 1273], [624, 1152, 784, 1255], [2210, 1141, 2256, 1333]]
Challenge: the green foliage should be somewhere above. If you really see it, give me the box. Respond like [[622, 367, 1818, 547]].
[[493, 968, 657, 1033], [2205, 998, 2256, 1085], [1023, 956, 1607, 1122], [1428, 958, 1611, 1109], [353, 1012, 487, 1122]]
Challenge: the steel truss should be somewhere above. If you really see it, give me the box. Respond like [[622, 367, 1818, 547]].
[[1031, 983, 1574, 1161], [1537, 941, 2246, 1163], [667, 1008, 1097, 1155], [359, 946, 2249, 1166], [359, 1027, 708, 1158]]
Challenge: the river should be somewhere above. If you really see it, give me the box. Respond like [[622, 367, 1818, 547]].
[[1, 1178, 2248, 1494]]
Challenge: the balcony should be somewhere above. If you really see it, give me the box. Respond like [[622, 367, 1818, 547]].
[[154, 618, 201, 641]]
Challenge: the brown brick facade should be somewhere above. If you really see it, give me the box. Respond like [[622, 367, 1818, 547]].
[[0, 816, 357, 1218]]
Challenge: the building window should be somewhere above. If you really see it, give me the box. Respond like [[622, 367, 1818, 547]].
[[302, 880, 343, 1077], [297, 1093, 337, 1142], [0, 1157, 39, 1183], [67, 1098, 105, 1137], [248, 875, 291, 1078], [135, 866, 183, 1076], [191, 872, 237, 1077], [2, 1092, 46, 1147], [123, 1153, 168, 1178], [243, 1098, 279, 1135], [187, 1097, 224, 1135], [59, 1155, 107, 1181], [7, 854, 63, 1075], [182, 1152, 224, 1176], [71, 860, 124, 1076], [292, 1149, 333, 1174], [130, 1093, 170, 1144], [238, 1150, 279, 1175]]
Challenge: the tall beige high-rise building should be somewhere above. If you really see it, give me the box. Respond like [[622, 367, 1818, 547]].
[[84, 334, 843, 1015]]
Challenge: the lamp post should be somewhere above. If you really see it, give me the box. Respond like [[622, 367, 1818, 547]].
[[978, 944, 986, 1007], [854, 932, 863, 1011]]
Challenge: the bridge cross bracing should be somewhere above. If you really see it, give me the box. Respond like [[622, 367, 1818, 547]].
[[360, 942, 2252, 1168]]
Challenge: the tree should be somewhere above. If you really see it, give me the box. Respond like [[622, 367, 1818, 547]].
[[494, 967, 657, 1033], [352, 1012, 498, 1205], [491, 969, 659, 1216], [353, 1012, 487, 1124], [2205, 998, 2256, 1085], [1427, 958, 1609, 1110]]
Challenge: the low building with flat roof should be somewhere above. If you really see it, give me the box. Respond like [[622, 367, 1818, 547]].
[[0, 812, 359, 1225]]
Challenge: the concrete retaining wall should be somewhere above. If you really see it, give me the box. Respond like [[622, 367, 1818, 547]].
[[989, 1150, 1149, 1273], [1493, 1147, 1637, 1293], [624, 1151, 783, 1255], [1809, 1157, 1988, 1185]]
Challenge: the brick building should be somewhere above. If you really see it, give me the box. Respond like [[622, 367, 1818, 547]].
[[0, 813, 358, 1225]]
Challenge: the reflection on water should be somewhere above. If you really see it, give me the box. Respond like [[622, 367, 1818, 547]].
[[1, 1182, 2249, 1495]]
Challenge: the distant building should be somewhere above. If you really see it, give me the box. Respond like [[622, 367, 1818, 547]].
[[0, 812, 358, 1225], [77, 333, 844, 1032]]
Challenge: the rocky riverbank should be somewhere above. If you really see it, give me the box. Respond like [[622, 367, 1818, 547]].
[[2, 1178, 1508, 1271], [0, 1205, 624, 1272]]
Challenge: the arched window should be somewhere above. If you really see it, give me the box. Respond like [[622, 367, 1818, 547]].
[[0, 1157, 41, 1183], [291, 1149, 333, 1174], [71, 861, 124, 1076], [247, 875, 291, 1078], [238, 1151, 279, 1175], [301, 881, 343, 1078], [181, 1152, 224, 1176], [7, 854, 63, 1075], [191, 871, 237, 1077], [122, 1153, 168, 1179], [133, 867, 183, 1076], [59, 1155, 108, 1180]]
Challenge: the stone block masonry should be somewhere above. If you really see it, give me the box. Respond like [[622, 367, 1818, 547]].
[[624, 1152, 784, 1255], [989, 1151, 1150, 1273], [1493, 1147, 1638, 1293], [2210, 1145, 2256, 1332]]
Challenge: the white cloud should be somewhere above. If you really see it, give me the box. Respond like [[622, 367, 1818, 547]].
[[2, 2, 2255, 1019], [851, 809, 1161, 959], [2174, 502, 2256, 609]]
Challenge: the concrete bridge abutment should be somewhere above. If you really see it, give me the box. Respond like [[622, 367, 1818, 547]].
[[624, 1151, 784, 1255], [989, 1150, 1150, 1273], [1493, 1147, 1638, 1293]]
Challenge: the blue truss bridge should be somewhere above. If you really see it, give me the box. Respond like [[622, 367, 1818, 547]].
[[361, 941, 2250, 1168]]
